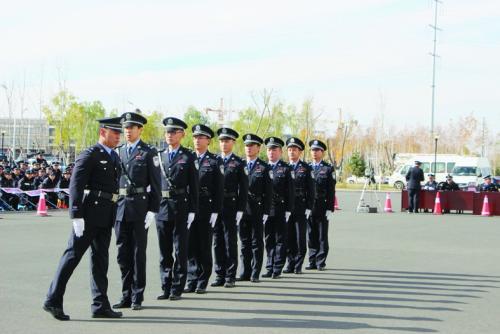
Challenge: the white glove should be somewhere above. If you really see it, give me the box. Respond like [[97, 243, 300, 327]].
[[326, 210, 334, 222], [285, 211, 291, 222], [236, 211, 243, 226], [187, 212, 195, 229], [145, 211, 156, 230], [305, 209, 311, 219], [262, 214, 269, 225], [72, 218, 85, 237], [210, 213, 218, 228]]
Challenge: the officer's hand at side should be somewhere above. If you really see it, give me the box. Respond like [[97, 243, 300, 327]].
[[326, 210, 334, 222], [210, 213, 218, 228], [236, 211, 243, 226], [72, 218, 85, 237], [145, 211, 156, 230], [262, 214, 269, 225], [305, 209, 311, 219], [285, 211, 291, 222], [187, 212, 195, 229]]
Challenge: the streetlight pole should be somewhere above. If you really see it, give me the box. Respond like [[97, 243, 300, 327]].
[[1, 131, 4, 156], [434, 135, 439, 174]]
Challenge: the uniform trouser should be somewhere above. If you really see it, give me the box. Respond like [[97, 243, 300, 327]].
[[187, 210, 213, 290], [286, 211, 307, 271], [156, 217, 188, 296], [114, 218, 148, 304], [45, 224, 112, 313], [408, 189, 419, 213], [239, 213, 264, 279], [264, 213, 287, 275], [1, 192, 19, 210], [307, 214, 329, 268], [213, 205, 238, 282]]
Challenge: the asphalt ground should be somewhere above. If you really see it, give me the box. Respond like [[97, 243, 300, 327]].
[[1, 190, 499, 334]]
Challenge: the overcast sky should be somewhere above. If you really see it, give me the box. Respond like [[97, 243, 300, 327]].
[[1, 0, 499, 129]]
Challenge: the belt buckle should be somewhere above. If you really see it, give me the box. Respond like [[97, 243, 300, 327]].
[[112, 194, 119, 202], [119, 188, 127, 196], [162, 190, 170, 198]]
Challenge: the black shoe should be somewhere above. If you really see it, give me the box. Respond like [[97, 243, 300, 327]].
[[305, 265, 317, 270], [236, 276, 250, 282], [224, 281, 235, 288], [272, 273, 281, 279], [131, 303, 142, 310], [157, 292, 169, 300], [195, 288, 206, 294], [169, 294, 181, 301], [250, 277, 260, 283], [294, 269, 303, 274], [261, 271, 272, 278], [283, 268, 294, 274], [183, 286, 196, 293], [92, 309, 123, 318], [112, 300, 131, 309], [210, 280, 225, 287], [43, 303, 70, 321], [318, 266, 326, 271]]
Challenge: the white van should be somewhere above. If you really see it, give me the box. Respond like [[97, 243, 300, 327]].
[[451, 157, 492, 188], [388, 154, 459, 189]]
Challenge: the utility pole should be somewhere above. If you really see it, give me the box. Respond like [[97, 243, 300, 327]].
[[429, 0, 442, 140]]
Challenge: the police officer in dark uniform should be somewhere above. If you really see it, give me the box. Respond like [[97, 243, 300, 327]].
[[405, 161, 424, 213], [41, 170, 59, 208], [156, 117, 199, 301], [112, 111, 162, 310], [34, 168, 47, 188], [56, 169, 72, 208], [307, 139, 335, 271], [0, 169, 19, 210], [284, 137, 315, 274], [439, 174, 460, 191], [211, 127, 248, 288], [18, 169, 38, 209], [43, 117, 123, 320], [185, 124, 224, 294], [423, 173, 438, 191], [479, 175, 498, 192], [262, 137, 294, 279], [238, 134, 273, 283]]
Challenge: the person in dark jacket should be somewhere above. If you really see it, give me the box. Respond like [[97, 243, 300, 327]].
[[56, 169, 71, 208], [405, 161, 424, 213], [41, 170, 59, 208], [479, 175, 498, 192]]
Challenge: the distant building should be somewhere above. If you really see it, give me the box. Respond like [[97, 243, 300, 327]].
[[0, 118, 55, 159]]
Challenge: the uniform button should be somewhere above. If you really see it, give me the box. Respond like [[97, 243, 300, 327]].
[[104, 168, 107, 170], [95, 201, 98, 205], [143, 196, 146, 199]]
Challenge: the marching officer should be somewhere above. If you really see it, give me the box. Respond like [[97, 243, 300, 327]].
[[211, 127, 248, 288], [185, 124, 224, 294], [43, 117, 123, 320], [284, 137, 315, 274], [238, 134, 273, 283], [113, 111, 162, 310], [262, 137, 294, 279], [479, 175, 498, 192], [156, 117, 199, 301], [307, 139, 335, 271]]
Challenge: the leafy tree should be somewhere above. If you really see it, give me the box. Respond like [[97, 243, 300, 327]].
[[347, 151, 366, 177]]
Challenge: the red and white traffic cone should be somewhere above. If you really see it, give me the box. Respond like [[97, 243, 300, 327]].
[[37, 192, 48, 216], [433, 192, 442, 215], [384, 192, 393, 213], [481, 195, 492, 217], [334, 195, 341, 210]]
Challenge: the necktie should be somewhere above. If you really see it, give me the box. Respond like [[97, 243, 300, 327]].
[[128, 146, 133, 157], [169, 151, 175, 161], [223, 157, 228, 164], [111, 150, 119, 165], [248, 161, 253, 171]]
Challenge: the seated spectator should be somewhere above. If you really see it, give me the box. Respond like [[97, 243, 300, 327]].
[[439, 174, 460, 191], [479, 175, 498, 192], [423, 173, 438, 191], [41, 171, 59, 208], [56, 169, 71, 208], [34, 168, 47, 188], [0, 169, 19, 210]]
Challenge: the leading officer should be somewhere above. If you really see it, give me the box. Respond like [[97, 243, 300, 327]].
[[113, 111, 161, 311], [43, 117, 123, 320], [156, 117, 199, 301], [238, 134, 273, 283]]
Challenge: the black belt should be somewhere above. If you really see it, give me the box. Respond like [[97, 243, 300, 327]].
[[88, 190, 119, 203], [295, 191, 306, 197], [119, 187, 146, 196], [224, 192, 237, 198], [161, 188, 186, 199], [248, 192, 262, 202], [199, 188, 212, 197]]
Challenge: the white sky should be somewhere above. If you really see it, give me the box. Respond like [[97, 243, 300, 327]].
[[0, 0, 499, 129]]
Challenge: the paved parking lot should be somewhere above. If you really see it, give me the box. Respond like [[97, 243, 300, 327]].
[[1, 190, 499, 334]]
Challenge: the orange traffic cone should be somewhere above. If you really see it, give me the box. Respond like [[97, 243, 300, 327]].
[[334, 195, 341, 210], [37, 192, 48, 216], [384, 192, 393, 213], [481, 195, 492, 217], [433, 192, 442, 215]]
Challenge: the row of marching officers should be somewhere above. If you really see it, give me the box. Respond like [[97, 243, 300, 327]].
[[43, 110, 336, 321]]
